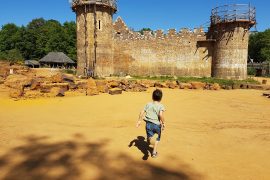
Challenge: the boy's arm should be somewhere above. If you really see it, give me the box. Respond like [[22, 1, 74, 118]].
[[159, 110, 165, 130], [128, 140, 135, 147], [136, 110, 146, 128]]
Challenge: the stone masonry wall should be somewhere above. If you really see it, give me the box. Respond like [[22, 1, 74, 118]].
[[112, 17, 213, 77], [76, 6, 114, 77], [211, 22, 251, 80]]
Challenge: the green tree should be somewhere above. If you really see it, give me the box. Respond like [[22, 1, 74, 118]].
[[0, 18, 77, 62], [63, 21, 77, 61], [138, 28, 153, 35], [0, 23, 20, 51], [249, 29, 270, 62]]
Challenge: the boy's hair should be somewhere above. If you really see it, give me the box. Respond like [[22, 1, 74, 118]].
[[152, 89, 163, 102]]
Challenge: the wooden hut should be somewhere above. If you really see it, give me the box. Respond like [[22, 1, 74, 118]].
[[25, 60, 40, 68], [39, 52, 76, 69]]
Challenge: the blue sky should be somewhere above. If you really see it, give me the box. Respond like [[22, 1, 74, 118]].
[[0, 0, 269, 32]]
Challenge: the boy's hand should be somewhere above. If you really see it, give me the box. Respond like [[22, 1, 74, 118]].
[[161, 123, 165, 131], [136, 121, 142, 128]]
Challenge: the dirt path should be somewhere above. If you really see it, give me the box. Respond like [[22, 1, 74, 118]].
[[0, 89, 269, 180]]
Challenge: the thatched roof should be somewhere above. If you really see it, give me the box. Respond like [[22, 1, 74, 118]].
[[25, 60, 40, 66], [40, 52, 75, 64]]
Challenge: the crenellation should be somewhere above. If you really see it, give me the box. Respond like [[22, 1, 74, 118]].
[[167, 29, 177, 39], [114, 24, 205, 42], [142, 31, 154, 40], [155, 29, 164, 39]]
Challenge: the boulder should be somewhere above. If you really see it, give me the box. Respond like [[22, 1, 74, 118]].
[[68, 82, 78, 90], [40, 83, 69, 93], [154, 82, 168, 88], [109, 81, 120, 88], [4, 74, 33, 90], [223, 85, 233, 90], [96, 80, 108, 93], [50, 73, 63, 83], [30, 79, 41, 90], [211, 83, 221, 90], [9, 88, 23, 98], [0, 67, 8, 78], [24, 90, 43, 99], [247, 84, 264, 90], [264, 85, 270, 90], [0, 77, 4, 84], [190, 82, 206, 89], [232, 83, 241, 89], [127, 83, 147, 92], [205, 83, 220, 90], [240, 84, 248, 89], [179, 83, 192, 89], [142, 80, 156, 87], [263, 92, 270, 97], [166, 81, 178, 89], [86, 79, 99, 96], [120, 80, 130, 86], [119, 84, 128, 91], [63, 74, 75, 83], [50, 87, 66, 97], [76, 81, 88, 89], [16, 68, 33, 76], [204, 83, 211, 90], [109, 88, 122, 95]]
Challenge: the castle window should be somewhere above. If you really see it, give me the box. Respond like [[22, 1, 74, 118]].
[[98, 20, 101, 30]]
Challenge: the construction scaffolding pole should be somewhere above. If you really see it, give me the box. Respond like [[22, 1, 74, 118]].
[[84, 4, 88, 77], [93, 3, 97, 78]]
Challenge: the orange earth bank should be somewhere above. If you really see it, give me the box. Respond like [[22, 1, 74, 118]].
[[0, 88, 269, 180]]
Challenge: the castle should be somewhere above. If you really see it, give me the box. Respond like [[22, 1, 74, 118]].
[[71, 0, 256, 80]]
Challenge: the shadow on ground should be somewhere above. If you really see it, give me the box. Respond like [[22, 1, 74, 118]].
[[0, 135, 202, 180], [129, 136, 153, 160]]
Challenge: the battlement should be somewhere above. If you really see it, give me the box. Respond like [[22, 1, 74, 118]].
[[113, 17, 206, 41], [71, 0, 117, 12]]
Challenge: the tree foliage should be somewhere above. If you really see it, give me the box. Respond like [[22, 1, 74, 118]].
[[138, 28, 153, 35], [0, 18, 77, 62], [249, 29, 270, 62]]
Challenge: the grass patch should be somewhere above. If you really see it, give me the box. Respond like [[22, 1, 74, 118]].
[[62, 69, 76, 75], [132, 76, 259, 86], [247, 67, 256, 76]]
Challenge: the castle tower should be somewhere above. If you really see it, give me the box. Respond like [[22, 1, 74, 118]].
[[71, 0, 117, 77], [210, 4, 256, 80]]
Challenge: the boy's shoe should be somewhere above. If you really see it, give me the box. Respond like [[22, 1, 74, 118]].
[[152, 152, 158, 158]]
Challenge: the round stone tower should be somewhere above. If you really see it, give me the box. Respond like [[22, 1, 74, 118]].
[[71, 0, 117, 77], [210, 4, 256, 80]]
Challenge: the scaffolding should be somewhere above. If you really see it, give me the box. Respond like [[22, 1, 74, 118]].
[[71, 0, 117, 11], [211, 4, 256, 26]]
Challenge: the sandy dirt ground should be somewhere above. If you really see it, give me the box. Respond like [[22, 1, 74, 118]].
[[0, 88, 269, 180], [253, 77, 270, 85]]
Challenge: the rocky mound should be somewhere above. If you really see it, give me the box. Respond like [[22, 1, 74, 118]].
[[1, 62, 270, 99]]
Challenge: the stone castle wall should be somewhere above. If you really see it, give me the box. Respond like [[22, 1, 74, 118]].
[[112, 18, 213, 77], [73, 2, 255, 80]]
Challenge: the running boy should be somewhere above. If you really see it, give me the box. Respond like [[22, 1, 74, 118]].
[[136, 89, 165, 158]]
